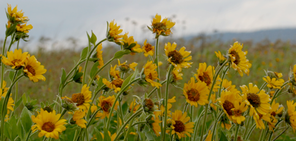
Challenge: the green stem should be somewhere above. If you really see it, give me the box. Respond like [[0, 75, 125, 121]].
[[91, 85, 105, 102], [114, 109, 142, 141], [270, 81, 289, 103], [259, 82, 267, 91], [245, 124, 256, 140], [218, 66, 230, 98], [162, 65, 173, 141], [211, 112, 224, 141], [1, 36, 8, 91], [123, 117, 135, 141], [1, 74, 24, 141], [234, 124, 240, 141], [272, 126, 289, 141], [147, 80, 167, 97], [25, 129, 32, 141], [193, 110, 205, 140], [155, 37, 161, 101], [82, 38, 107, 84], [268, 120, 283, 141], [130, 121, 146, 127], [105, 77, 140, 130], [17, 40, 20, 49], [243, 117, 251, 139], [88, 57, 115, 86], [7, 34, 16, 52], [118, 97, 124, 129], [59, 109, 67, 120], [199, 60, 228, 141], [86, 109, 99, 128]]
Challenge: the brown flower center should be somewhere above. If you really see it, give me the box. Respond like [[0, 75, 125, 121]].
[[153, 23, 167, 32], [187, 88, 200, 101], [42, 122, 55, 132], [101, 101, 111, 112], [144, 99, 154, 109], [230, 51, 240, 65], [198, 73, 211, 86], [247, 93, 261, 108], [144, 43, 153, 52], [168, 50, 183, 64], [111, 79, 123, 88], [43, 106, 53, 113], [223, 100, 234, 116], [271, 111, 276, 117], [148, 73, 153, 80], [120, 64, 129, 72], [71, 93, 85, 106], [173, 120, 185, 133], [11, 59, 22, 65], [26, 65, 35, 75], [233, 109, 242, 116]]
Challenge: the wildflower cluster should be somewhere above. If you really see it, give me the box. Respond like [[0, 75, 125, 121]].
[[0, 5, 295, 141]]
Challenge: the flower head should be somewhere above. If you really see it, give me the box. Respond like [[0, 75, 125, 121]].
[[195, 63, 220, 92], [72, 110, 87, 128], [150, 14, 175, 37], [16, 23, 33, 33], [97, 95, 119, 119], [286, 100, 296, 131], [167, 110, 194, 139], [23, 55, 46, 82], [31, 109, 67, 139], [1, 48, 28, 69], [165, 42, 192, 70], [95, 43, 104, 68], [103, 78, 123, 93], [143, 61, 162, 88], [107, 20, 123, 44], [6, 4, 28, 23], [263, 76, 284, 89], [142, 39, 154, 57], [122, 33, 143, 55], [228, 41, 252, 76], [183, 77, 209, 107], [215, 51, 226, 65], [172, 68, 183, 83], [117, 59, 137, 73], [129, 99, 140, 113], [150, 111, 162, 136]]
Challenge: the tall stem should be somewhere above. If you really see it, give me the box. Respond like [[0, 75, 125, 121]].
[[199, 60, 228, 141], [272, 126, 289, 141], [82, 38, 106, 84], [1, 36, 8, 90], [7, 34, 15, 52], [162, 65, 173, 141], [234, 124, 240, 141], [147, 80, 167, 97], [211, 112, 224, 141], [88, 57, 115, 86], [155, 38, 161, 100], [245, 124, 256, 140], [270, 81, 289, 103]]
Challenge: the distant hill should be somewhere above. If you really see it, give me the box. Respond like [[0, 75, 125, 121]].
[[185, 28, 296, 43]]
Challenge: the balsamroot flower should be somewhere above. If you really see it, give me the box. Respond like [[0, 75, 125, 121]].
[[228, 41, 252, 76], [142, 39, 154, 57], [195, 62, 220, 92], [107, 20, 124, 44], [6, 4, 28, 23], [150, 14, 175, 37], [23, 55, 47, 82], [165, 42, 192, 71], [167, 110, 194, 139], [95, 43, 104, 68], [117, 59, 137, 73], [72, 110, 87, 128], [143, 61, 162, 88], [183, 77, 209, 107], [31, 109, 67, 139], [122, 33, 143, 55], [1, 48, 28, 69], [286, 100, 296, 131], [97, 95, 119, 119]]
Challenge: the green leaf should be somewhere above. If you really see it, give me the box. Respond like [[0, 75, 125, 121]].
[[22, 93, 27, 105], [219, 129, 228, 141], [9, 71, 14, 81], [90, 31, 97, 45], [4, 116, 18, 140], [122, 102, 128, 115], [60, 68, 67, 84], [114, 50, 131, 59], [14, 96, 22, 110], [6, 23, 17, 36], [90, 62, 99, 78], [103, 127, 111, 141], [80, 47, 88, 60], [143, 125, 156, 140], [19, 107, 33, 134]]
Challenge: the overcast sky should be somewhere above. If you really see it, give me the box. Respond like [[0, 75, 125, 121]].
[[1, 0, 296, 49]]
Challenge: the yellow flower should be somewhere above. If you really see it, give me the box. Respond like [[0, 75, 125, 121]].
[[205, 130, 213, 141], [263, 76, 284, 89], [150, 14, 175, 37], [96, 43, 104, 68], [286, 100, 296, 131], [23, 55, 46, 82], [219, 114, 232, 130], [215, 51, 226, 64], [62, 84, 92, 111], [0, 80, 8, 95], [160, 96, 176, 116], [165, 42, 192, 70], [195, 62, 220, 92], [218, 90, 242, 120], [143, 61, 162, 88], [0, 82, 14, 121], [230, 101, 248, 124], [221, 79, 239, 94], [183, 77, 209, 107], [108, 20, 123, 44], [31, 109, 67, 139], [142, 39, 154, 57], [268, 101, 284, 131], [129, 99, 140, 113], [122, 33, 143, 54], [100, 131, 116, 141], [97, 95, 119, 119], [240, 83, 271, 117], [151, 111, 162, 136], [110, 65, 120, 79], [72, 110, 87, 128], [7, 4, 28, 23], [168, 110, 194, 139], [103, 78, 123, 93], [118, 59, 137, 72], [228, 41, 252, 76], [172, 68, 183, 82], [1, 48, 28, 69], [16, 23, 33, 33], [253, 113, 271, 129]]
